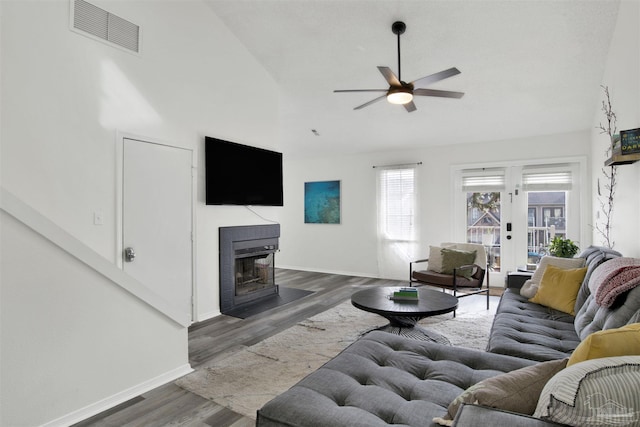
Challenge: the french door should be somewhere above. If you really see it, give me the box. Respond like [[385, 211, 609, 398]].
[[453, 160, 586, 284]]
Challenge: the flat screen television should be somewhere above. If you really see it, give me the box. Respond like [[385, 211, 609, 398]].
[[205, 136, 283, 206]]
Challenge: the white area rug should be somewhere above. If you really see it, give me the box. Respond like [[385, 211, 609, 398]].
[[176, 299, 496, 419]]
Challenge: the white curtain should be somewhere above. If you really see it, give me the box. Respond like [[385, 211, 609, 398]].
[[376, 165, 419, 280]]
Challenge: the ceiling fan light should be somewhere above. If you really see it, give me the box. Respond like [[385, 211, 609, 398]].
[[387, 90, 413, 105]]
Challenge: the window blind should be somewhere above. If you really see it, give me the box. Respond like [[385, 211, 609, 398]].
[[461, 169, 505, 192], [522, 170, 572, 191], [378, 167, 416, 241]]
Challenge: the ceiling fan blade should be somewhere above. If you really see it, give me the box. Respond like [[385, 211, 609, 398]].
[[403, 101, 417, 112], [334, 89, 388, 93], [377, 66, 401, 87], [354, 94, 387, 110], [411, 67, 461, 88], [414, 88, 465, 99]]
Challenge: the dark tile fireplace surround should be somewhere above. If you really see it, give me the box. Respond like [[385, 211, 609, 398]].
[[219, 224, 280, 314]]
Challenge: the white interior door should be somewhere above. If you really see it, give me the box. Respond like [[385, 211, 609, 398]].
[[122, 138, 193, 320]]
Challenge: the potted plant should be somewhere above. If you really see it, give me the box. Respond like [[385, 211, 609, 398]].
[[548, 236, 579, 258]]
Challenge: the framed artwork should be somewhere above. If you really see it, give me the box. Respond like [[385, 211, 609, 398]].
[[304, 180, 341, 224]]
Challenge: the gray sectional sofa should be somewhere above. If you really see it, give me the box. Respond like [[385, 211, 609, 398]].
[[257, 246, 640, 427], [487, 246, 626, 362]]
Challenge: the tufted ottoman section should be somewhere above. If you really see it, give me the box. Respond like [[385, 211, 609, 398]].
[[257, 331, 535, 427], [486, 290, 580, 361]]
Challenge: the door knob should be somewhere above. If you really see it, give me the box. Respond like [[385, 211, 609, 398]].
[[124, 247, 136, 262]]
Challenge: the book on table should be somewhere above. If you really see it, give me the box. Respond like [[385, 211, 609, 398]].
[[390, 287, 419, 301]]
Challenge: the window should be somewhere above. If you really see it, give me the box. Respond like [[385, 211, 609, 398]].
[[524, 165, 572, 265], [377, 167, 416, 241], [528, 208, 536, 227], [376, 165, 419, 279], [460, 168, 505, 271]]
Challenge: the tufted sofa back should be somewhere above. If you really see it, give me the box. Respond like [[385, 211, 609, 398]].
[[573, 246, 640, 339], [574, 246, 622, 310]]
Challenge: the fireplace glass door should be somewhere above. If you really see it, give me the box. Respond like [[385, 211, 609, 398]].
[[235, 253, 274, 296]]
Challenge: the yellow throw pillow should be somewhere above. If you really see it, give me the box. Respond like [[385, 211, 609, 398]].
[[568, 323, 640, 366], [529, 265, 587, 315]]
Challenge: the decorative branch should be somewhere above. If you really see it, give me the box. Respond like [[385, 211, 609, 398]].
[[597, 85, 618, 156], [594, 85, 617, 249]]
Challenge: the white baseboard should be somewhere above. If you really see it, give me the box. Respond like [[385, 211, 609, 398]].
[[41, 364, 193, 427], [276, 265, 504, 288], [276, 264, 375, 279], [196, 309, 221, 322]]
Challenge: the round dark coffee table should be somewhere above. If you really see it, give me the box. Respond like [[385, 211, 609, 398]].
[[351, 286, 458, 343]]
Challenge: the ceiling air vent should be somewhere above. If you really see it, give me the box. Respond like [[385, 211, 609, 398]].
[[72, 0, 140, 54]]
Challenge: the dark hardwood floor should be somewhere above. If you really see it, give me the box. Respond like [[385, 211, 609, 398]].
[[73, 269, 498, 426]]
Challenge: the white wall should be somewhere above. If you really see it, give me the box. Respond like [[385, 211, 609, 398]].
[[0, 0, 279, 319], [279, 131, 591, 279], [279, 1, 640, 279], [1, 211, 189, 426], [1, 0, 279, 424], [591, 0, 640, 256]]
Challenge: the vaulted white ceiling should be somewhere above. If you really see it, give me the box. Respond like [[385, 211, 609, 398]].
[[204, 0, 620, 157]]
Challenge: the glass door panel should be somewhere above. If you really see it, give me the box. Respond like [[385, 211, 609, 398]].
[[526, 191, 567, 267], [466, 192, 501, 272]]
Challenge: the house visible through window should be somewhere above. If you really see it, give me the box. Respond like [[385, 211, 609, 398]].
[[461, 169, 505, 271], [523, 166, 572, 264]]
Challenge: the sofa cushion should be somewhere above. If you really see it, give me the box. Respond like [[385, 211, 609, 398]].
[[440, 358, 567, 423], [531, 256, 586, 284], [428, 243, 477, 273], [441, 242, 487, 269], [573, 246, 622, 312], [257, 331, 535, 427], [567, 323, 640, 366], [428, 245, 447, 272], [529, 266, 587, 315], [412, 270, 483, 288], [574, 284, 640, 340], [534, 356, 640, 426], [520, 280, 538, 298], [441, 248, 476, 279], [520, 256, 586, 299], [452, 404, 565, 427], [487, 290, 579, 362]]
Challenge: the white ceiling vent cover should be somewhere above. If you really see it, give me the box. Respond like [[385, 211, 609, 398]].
[[72, 0, 140, 53]]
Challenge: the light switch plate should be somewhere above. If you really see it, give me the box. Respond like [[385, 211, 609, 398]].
[[94, 211, 104, 225]]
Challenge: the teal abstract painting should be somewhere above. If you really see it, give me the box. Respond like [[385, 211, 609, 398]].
[[304, 180, 341, 224]]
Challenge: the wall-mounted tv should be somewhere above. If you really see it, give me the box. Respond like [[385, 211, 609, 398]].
[[205, 136, 283, 206]]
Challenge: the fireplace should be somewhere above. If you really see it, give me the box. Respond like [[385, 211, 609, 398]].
[[219, 224, 280, 313]]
